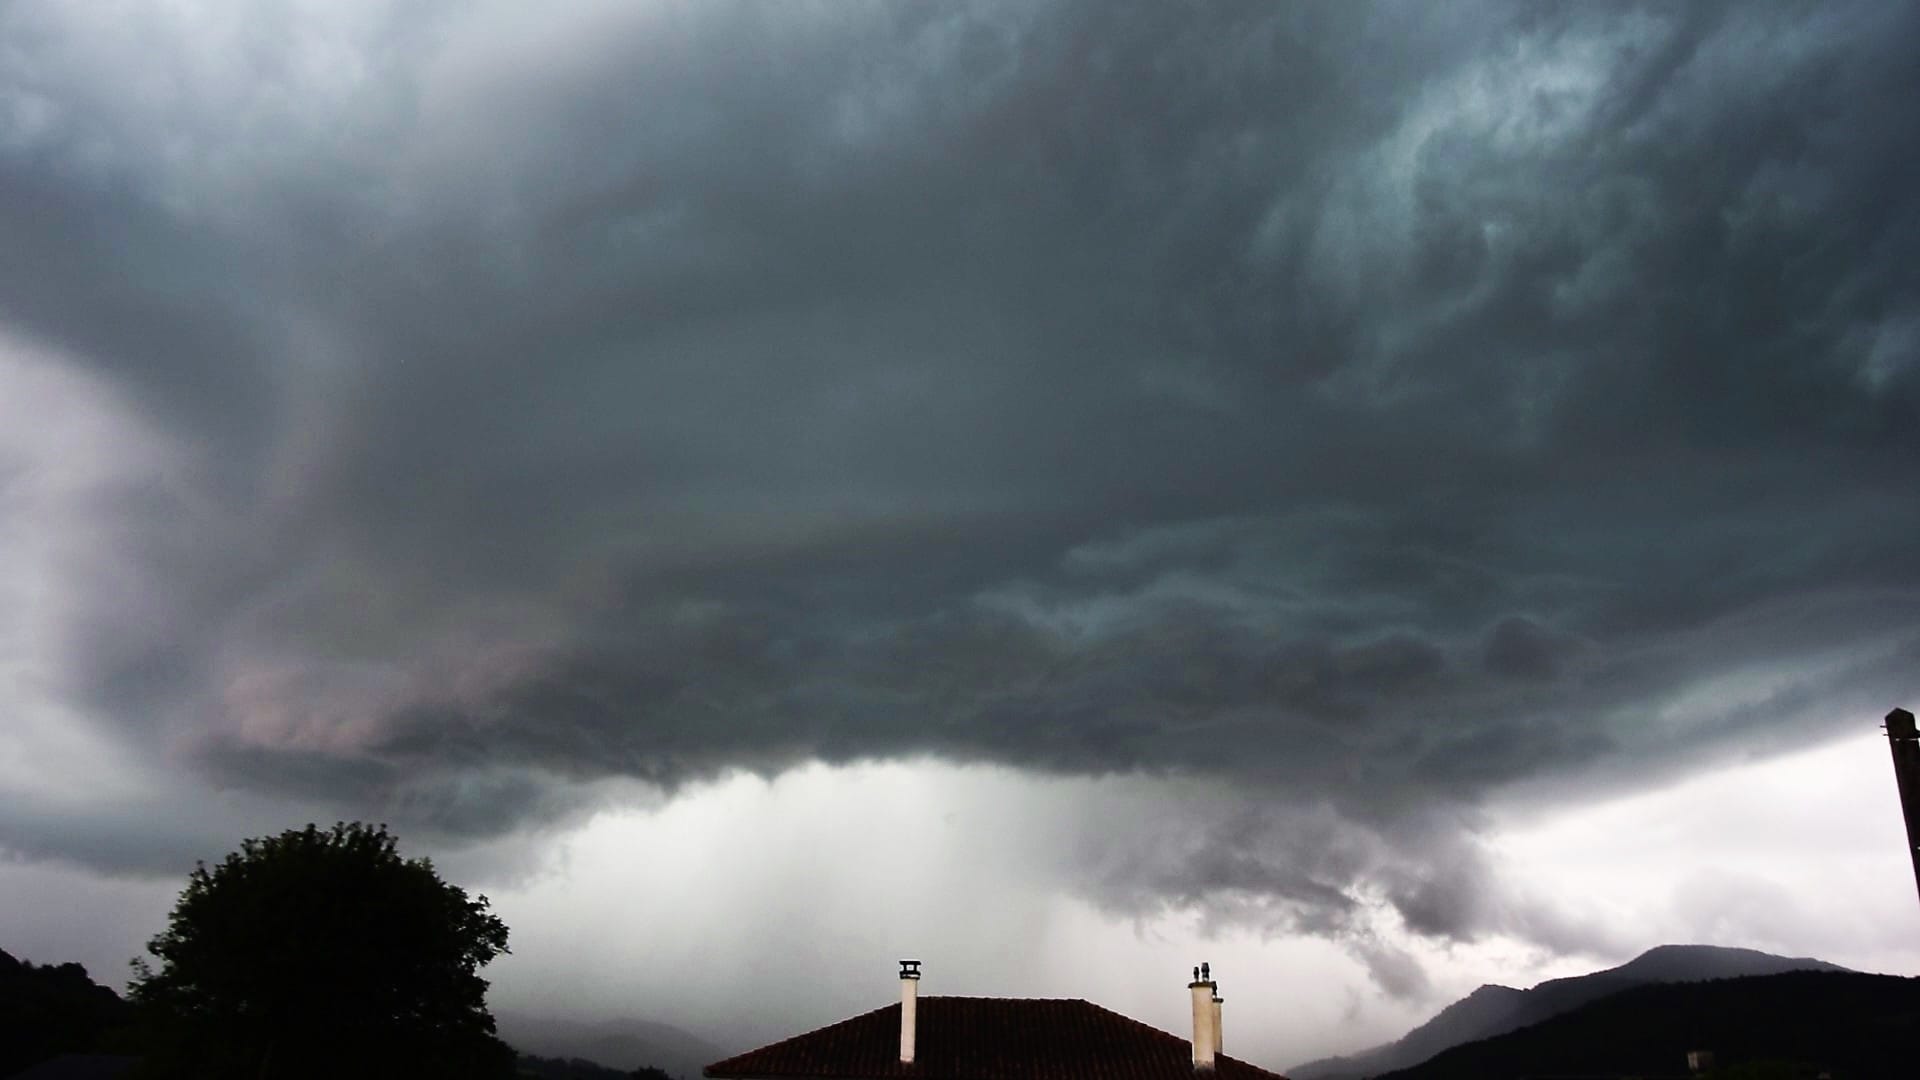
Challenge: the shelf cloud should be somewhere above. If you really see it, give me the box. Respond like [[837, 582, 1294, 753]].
[[2, 0, 1917, 1006]]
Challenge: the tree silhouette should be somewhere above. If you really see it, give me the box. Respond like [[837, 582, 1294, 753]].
[[0, 948, 133, 1074], [131, 822, 516, 1079]]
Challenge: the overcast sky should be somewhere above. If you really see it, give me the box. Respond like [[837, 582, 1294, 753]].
[[2, 0, 1918, 1070]]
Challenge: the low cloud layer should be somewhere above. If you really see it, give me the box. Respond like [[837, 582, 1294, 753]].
[[3, 0, 1918, 996]]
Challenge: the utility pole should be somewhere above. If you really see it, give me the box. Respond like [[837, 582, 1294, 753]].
[[1886, 707, 1920, 906]]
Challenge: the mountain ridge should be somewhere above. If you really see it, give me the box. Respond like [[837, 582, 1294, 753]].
[[1373, 970, 1919, 1080], [494, 1010, 724, 1079], [1290, 944, 1849, 1080]]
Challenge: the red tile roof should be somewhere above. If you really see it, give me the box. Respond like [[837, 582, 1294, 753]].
[[705, 997, 1289, 1080]]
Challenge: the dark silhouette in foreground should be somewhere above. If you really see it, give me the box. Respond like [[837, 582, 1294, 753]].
[[0, 949, 133, 1076], [3, 1053, 140, 1080], [1885, 707, 1920, 906], [3, 940, 679, 1080], [129, 822, 517, 1079]]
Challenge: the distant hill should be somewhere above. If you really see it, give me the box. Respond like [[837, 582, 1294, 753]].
[[0, 948, 134, 1076], [1374, 970, 1920, 1080], [495, 1011, 723, 1080], [518, 1052, 674, 1079], [1291, 945, 1849, 1080]]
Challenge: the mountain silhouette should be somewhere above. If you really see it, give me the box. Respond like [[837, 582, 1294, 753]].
[[1290, 945, 1848, 1080], [493, 1010, 722, 1079], [1374, 969, 1920, 1079]]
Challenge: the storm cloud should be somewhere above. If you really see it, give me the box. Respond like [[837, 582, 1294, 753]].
[[3, 0, 1918, 993]]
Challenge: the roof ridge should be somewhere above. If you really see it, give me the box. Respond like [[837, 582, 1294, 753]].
[[918, 994, 1093, 1002], [705, 994, 1292, 1080]]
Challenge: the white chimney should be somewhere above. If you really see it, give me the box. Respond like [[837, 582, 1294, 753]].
[[899, 960, 922, 1064], [1189, 963, 1217, 1069], [1211, 989, 1223, 1056]]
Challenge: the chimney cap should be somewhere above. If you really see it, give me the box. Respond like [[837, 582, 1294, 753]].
[[899, 960, 922, 979]]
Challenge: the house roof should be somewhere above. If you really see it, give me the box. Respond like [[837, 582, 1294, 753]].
[[704, 997, 1289, 1080]]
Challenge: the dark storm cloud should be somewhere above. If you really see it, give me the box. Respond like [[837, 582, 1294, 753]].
[[3, 0, 1918, 967]]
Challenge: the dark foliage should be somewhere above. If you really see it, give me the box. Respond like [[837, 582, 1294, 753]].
[[129, 822, 516, 1079], [0, 948, 134, 1075], [1375, 971, 1920, 1080]]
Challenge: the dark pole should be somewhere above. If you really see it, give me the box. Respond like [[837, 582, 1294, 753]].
[[1886, 708, 1920, 906]]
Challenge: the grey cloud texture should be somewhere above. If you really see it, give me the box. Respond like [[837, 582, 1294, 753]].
[[2, 0, 1918, 990]]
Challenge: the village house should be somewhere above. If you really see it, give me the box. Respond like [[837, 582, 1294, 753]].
[[705, 961, 1289, 1080]]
